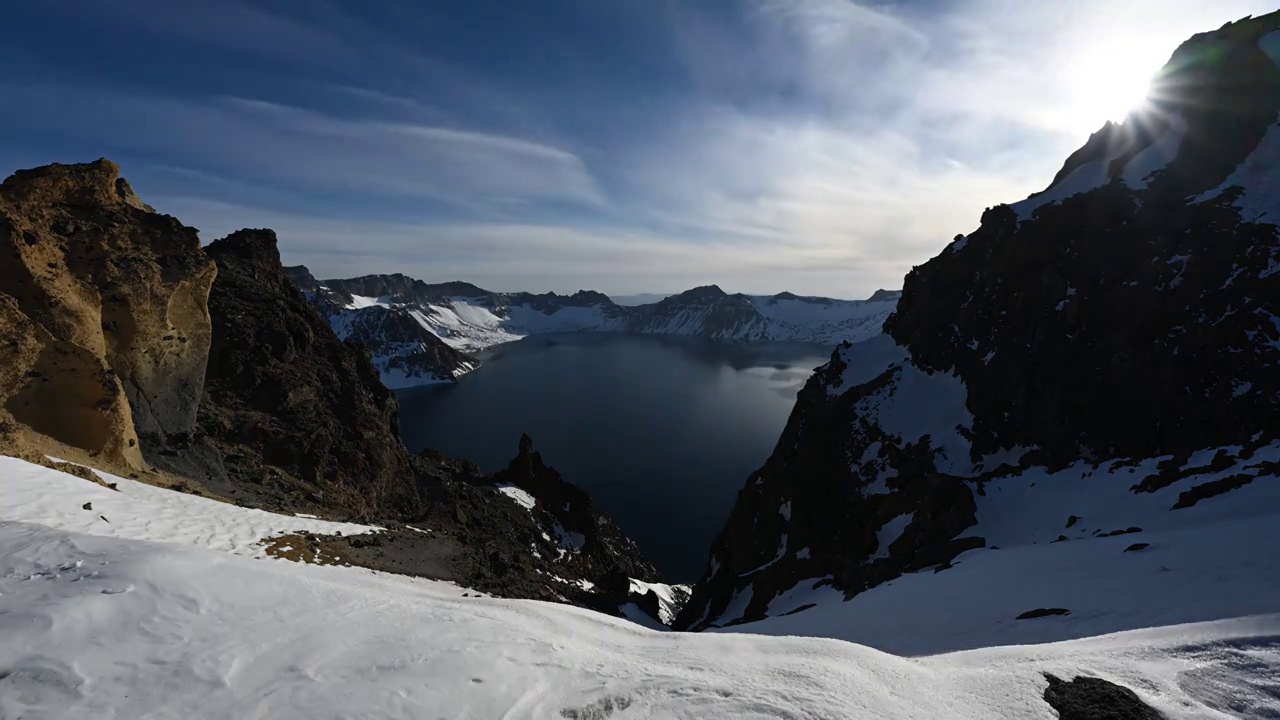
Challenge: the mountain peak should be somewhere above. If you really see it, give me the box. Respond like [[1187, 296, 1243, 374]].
[[205, 229, 283, 272], [1, 158, 127, 210], [283, 265, 318, 292], [866, 289, 902, 302], [1025, 11, 1280, 216], [669, 285, 727, 303]]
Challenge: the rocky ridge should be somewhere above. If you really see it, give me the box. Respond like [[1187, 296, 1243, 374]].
[[678, 12, 1280, 630]]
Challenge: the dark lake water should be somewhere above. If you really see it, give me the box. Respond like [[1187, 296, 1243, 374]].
[[396, 333, 832, 583]]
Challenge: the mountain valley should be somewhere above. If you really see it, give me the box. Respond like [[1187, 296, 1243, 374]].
[[1, 8, 1279, 719]]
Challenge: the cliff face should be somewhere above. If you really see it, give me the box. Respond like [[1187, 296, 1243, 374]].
[[886, 15, 1280, 467], [0, 159, 215, 469], [191, 229, 424, 517], [679, 12, 1280, 631]]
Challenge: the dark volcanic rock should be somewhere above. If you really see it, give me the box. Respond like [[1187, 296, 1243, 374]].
[[677, 341, 984, 629], [1017, 607, 1072, 620], [1171, 473, 1256, 509], [1042, 674, 1166, 720], [490, 434, 662, 585], [884, 14, 1280, 467], [175, 229, 423, 518], [282, 264, 318, 292]]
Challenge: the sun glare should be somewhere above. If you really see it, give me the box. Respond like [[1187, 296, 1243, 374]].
[[1064, 39, 1167, 133]]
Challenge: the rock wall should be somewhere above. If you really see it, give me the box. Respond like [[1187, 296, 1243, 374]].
[[194, 229, 423, 517], [0, 159, 215, 467]]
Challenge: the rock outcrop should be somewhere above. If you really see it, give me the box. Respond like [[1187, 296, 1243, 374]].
[[491, 434, 662, 586], [678, 12, 1280, 630], [1042, 674, 1166, 720], [0, 159, 216, 469], [180, 229, 423, 517], [285, 266, 481, 386]]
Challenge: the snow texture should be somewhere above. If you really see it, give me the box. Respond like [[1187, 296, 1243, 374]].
[[4, 456, 1280, 717], [726, 442, 1280, 658], [0, 456, 378, 557], [3, 518, 1278, 718], [1009, 159, 1115, 221], [1121, 114, 1188, 190], [1008, 114, 1191, 221], [497, 483, 538, 511], [872, 512, 914, 561], [627, 578, 691, 625], [1194, 121, 1280, 225], [344, 294, 391, 309]]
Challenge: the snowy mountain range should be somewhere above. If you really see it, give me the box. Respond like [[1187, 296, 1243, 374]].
[[680, 12, 1280, 641], [285, 267, 900, 388]]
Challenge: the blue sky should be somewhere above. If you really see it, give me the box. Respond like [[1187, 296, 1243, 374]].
[[0, 0, 1273, 296]]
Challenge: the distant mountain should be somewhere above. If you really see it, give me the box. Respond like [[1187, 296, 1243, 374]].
[[609, 292, 669, 306], [677, 12, 1280, 633], [285, 271, 900, 389]]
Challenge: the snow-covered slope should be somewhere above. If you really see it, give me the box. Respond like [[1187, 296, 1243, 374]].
[[0, 456, 379, 554], [4, 456, 1278, 718], [288, 273, 900, 388], [681, 11, 1280, 642]]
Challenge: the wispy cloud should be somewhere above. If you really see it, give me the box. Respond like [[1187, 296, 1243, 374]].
[[0, 85, 604, 212], [2, 0, 1275, 296], [152, 195, 895, 297]]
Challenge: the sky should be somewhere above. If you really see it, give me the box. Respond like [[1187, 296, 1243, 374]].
[[0, 1, 1274, 297]]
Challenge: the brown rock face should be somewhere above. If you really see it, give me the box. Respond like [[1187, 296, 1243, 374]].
[[0, 159, 216, 467], [0, 295, 141, 466]]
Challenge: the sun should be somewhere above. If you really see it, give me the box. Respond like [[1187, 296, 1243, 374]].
[[1063, 38, 1167, 132]]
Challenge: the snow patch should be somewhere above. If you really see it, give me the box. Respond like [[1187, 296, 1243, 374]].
[[628, 579, 690, 625], [1121, 114, 1187, 189], [345, 294, 390, 309], [714, 585, 755, 627], [496, 484, 537, 511], [827, 334, 910, 397], [0, 456, 378, 558], [1010, 159, 1114, 221], [856, 361, 974, 475], [1193, 122, 1280, 224], [872, 512, 914, 561]]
